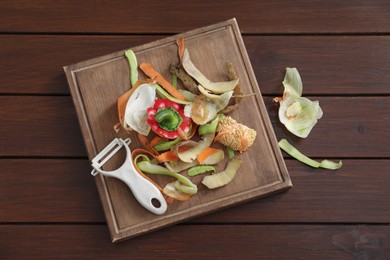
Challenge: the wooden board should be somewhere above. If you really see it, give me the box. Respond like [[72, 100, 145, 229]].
[[64, 19, 292, 242]]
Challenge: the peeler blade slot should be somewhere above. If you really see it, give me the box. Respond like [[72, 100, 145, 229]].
[[92, 138, 124, 169]]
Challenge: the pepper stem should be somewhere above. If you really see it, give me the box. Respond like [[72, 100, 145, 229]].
[[154, 107, 183, 131]]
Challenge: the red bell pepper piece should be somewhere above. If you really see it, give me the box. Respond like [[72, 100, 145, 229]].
[[147, 99, 192, 139]]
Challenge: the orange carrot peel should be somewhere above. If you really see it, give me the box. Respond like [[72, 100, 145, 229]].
[[139, 62, 188, 101], [176, 37, 185, 63], [197, 147, 224, 165]]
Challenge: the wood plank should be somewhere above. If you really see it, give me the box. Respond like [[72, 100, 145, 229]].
[[196, 159, 390, 224], [2, 159, 389, 223], [0, 35, 159, 94], [1, 35, 390, 95], [249, 36, 390, 95], [0, 159, 104, 222], [1, 224, 389, 258], [1, 96, 389, 157], [266, 96, 390, 158], [0, 1, 389, 34], [0, 96, 86, 157]]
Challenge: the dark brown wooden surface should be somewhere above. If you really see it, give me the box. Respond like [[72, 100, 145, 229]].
[[1, 0, 389, 258]]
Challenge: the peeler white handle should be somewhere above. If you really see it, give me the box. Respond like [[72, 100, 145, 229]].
[[91, 138, 167, 215], [116, 160, 168, 215]]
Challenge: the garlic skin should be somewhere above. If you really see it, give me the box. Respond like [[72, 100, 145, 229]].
[[275, 68, 323, 138]]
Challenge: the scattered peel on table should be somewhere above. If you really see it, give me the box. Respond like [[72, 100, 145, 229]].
[[278, 139, 342, 170], [274, 68, 323, 138]]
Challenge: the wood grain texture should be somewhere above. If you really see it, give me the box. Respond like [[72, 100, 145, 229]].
[[0, 159, 104, 222], [196, 159, 390, 224], [0, 96, 86, 157], [266, 96, 390, 158], [1, 224, 389, 258], [0, 0, 389, 34], [249, 36, 390, 95], [2, 159, 389, 224], [1, 35, 389, 95], [1, 96, 388, 157]]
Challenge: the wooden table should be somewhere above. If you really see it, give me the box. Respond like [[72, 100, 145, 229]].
[[1, 1, 389, 258]]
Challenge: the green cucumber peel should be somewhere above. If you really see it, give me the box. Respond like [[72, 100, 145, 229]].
[[137, 160, 197, 194], [226, 147, 235, 160], [156, 84, 192, 105], [187, 165, 216, 177], [198, 115, 220, 135], [278, 139, 342, 170], [124, 49, 138, 86], [153, 137, 182, 151]]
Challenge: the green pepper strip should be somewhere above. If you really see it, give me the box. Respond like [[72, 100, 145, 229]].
[[187, 165, 216, 177], [137, 160, 198, 195], [198, 115, 220, 135], [278, 139, 343, 170], [156, 84, 192, 105], [124, 49, 138, 86]]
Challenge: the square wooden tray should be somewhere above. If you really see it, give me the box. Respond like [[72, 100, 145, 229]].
[[64, 18, 292, 243]]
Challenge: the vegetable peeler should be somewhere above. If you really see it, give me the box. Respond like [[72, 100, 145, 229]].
[[91, 138, 167, 215]]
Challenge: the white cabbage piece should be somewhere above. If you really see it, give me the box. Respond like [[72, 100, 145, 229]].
[[124, 83, 156, 135], [276, 68, 323, 138]]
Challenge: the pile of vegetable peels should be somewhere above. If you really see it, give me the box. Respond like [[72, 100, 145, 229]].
[[116, 38, 257, 203]]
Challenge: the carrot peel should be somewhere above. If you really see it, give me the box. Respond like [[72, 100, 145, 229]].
[[139, 62, 188, 101], [197, 147, 224, 165]]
